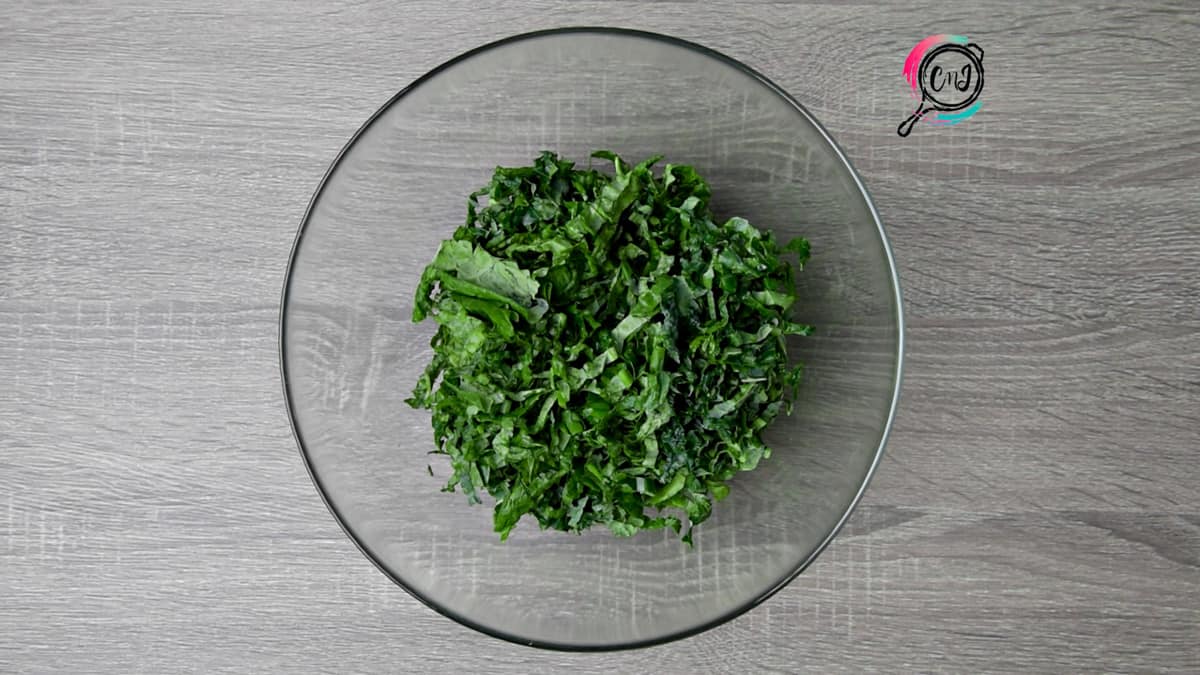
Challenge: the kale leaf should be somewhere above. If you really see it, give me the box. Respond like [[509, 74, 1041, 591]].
[[406, 151, 811, 544]]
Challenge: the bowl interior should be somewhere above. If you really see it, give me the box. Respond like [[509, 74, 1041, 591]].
[[282, 29, 901, 649]]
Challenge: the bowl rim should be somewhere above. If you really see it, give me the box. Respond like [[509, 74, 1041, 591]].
[[279, 25, 905, 652]]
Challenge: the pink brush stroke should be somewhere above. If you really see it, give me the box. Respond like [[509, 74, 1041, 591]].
[[904, 34, 969, 99]]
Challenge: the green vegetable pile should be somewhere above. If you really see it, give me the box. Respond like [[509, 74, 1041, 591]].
[[407, 151, 811, 543]]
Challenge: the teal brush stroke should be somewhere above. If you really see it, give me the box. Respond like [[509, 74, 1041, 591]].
[[932, 100, 982, 126]]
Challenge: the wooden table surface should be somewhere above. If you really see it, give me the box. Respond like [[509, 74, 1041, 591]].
[[3, 1, 1197, 672]]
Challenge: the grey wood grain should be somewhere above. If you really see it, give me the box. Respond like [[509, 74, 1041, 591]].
[[2, 1, 1197, 672]]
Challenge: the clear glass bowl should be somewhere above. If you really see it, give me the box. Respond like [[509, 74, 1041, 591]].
[[281, 28, 903, 650]]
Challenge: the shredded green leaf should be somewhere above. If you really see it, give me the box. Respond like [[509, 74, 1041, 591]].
[[407, 151, 812, 544]]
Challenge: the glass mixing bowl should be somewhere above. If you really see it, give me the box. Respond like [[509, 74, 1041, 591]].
[[281, 28, 903, 650]]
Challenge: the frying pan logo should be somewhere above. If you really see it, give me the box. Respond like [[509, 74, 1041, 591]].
[[899, 34, 984, 137]]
